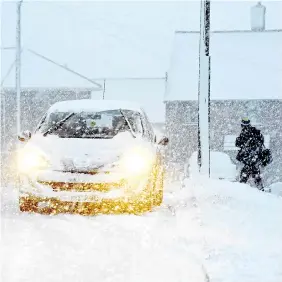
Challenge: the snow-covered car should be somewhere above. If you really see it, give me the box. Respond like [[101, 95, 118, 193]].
[[17, 100, 169, 215], [187, 151, 237, 181]]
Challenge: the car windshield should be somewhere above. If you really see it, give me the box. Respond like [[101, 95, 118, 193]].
[[36, 109, 143, 139]]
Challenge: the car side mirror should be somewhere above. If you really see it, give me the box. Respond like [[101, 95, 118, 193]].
[[158, 137, 169, 146], [18, 130, 31, 142]]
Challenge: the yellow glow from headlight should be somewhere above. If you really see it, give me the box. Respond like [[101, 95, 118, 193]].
[[121, 147, 155, 174], [17, 146, 49, 173]]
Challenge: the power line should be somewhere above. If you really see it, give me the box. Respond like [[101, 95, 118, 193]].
[[176, 29, 282, 34], [91, 76, 166, 81], [0, 46, 16, 50]]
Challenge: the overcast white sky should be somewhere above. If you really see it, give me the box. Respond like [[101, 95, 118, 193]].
[[1, 1, 282, 121]]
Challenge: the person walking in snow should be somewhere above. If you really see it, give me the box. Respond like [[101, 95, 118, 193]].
[[235, 118, 265, 190]]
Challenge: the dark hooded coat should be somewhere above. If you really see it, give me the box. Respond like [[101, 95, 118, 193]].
[[235, 126, 264, 166]]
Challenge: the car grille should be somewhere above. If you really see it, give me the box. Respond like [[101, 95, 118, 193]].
[[38, 180, 126, 192], [55, 170, 111, 175]]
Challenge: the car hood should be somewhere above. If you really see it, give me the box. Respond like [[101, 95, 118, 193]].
[[26, 132, 150, 171]]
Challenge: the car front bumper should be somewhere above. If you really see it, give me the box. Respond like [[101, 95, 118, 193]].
[[19, 169, 158, 214]]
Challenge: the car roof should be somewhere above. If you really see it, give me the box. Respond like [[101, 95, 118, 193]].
[[48, 99, 144, 114]]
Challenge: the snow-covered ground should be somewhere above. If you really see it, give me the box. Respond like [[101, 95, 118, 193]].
[[187, 177, 282, 282], [269, 182, 282, 197], [1, 176, 282, 282]]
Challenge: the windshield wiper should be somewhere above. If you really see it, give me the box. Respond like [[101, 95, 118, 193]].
[[119, 109, 136, 138], [43, 112, 75, 137]]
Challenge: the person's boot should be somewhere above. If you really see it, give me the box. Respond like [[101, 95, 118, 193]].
[[255, 177, 264, 191], [264, 187, 272, 193]]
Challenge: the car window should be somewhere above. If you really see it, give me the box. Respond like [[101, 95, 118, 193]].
[[140, 110, 154, 142], [36, 109, 143, 139]]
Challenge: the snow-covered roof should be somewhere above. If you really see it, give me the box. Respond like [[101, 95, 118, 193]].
[[48, 99, 144, 114], [165, 30, 282, 101], [1, 49, 102, 89]]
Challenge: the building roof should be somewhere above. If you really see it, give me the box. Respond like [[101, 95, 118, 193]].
[[165, 30, 282, 101], [1, 49, 102, 89]]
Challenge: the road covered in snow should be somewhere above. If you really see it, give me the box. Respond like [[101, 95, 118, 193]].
[[1, 177, 282, 282]]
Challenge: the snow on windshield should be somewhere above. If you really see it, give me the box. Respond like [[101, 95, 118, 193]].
[[36, 110, 143, 139]]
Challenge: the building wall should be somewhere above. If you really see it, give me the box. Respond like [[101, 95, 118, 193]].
[[1, 88, 91, 152], [165, 99, 282, 185]]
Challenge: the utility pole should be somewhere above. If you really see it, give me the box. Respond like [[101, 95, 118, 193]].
[[198, 0, 211, 176], [16, 0, 23, 134], [164, 72, 168, 97], [103, 79, 106, 99]]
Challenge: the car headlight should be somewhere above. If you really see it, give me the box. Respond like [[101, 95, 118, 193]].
[[120, 147, 155, 175], [17, 146, 50, 173]]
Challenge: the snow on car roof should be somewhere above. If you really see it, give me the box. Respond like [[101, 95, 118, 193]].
[[48, 99, 144, 113], [165, 30, 282, 101]]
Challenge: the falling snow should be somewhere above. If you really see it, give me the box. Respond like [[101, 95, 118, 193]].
[[1, 1, 282, 282]]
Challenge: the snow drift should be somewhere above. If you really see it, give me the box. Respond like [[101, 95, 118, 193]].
[[184, 177, 282, 282]]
